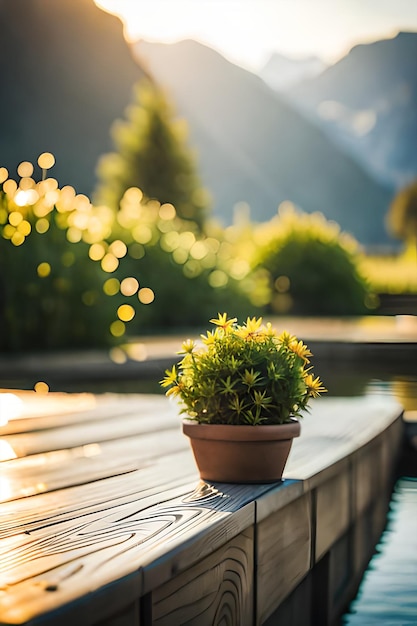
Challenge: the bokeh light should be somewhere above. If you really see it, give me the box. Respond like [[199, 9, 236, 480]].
[[37, 262, 51, 278], [109, 239, 127, 258], [138, 287, 155, 304], [101, 253, 119, 273], [120, 277, 139, 296], [117, 304, 135, 321], [89, 242, 106, 261], [110, 320, 125, 337], [34, 381, 49, 394], [17, 161, 34, 178], [159, 203, 176, 220], [38, 152, 55, 170], [103, 278, 120, 296]]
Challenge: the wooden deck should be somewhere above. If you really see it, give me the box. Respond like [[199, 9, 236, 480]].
[[0, 390, 404, 625]]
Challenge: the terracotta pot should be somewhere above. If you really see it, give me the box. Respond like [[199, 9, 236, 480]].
[[182, 419, 300, 483]]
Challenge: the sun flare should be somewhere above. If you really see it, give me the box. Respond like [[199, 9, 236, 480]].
[[94, 0, 417, 70]]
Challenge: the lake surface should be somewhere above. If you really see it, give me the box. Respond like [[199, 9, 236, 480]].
[[336, 372, 417, 624], [342, 477, 417, 625]]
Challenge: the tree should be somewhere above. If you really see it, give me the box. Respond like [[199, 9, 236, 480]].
[[253, 206, 370, 316], [0, 162, 115, 352], [386, 179, 417, 254], [94, 79, 210, 232]]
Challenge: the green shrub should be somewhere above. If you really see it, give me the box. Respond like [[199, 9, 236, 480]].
[[0, 156, 116, 351], [0, 157, 251, 352], [253, 205, 370, 316]]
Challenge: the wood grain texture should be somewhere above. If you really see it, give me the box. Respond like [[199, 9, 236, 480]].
[[284, 395, 403, 485], [0, 474, 271, 625], [152, 528, 254, 626], [0, 392, 405, 626], [353, 440, 381, 517], [315, 468, 351, 560], [256, 493, 311, 624], [0, 429, 189, 504]]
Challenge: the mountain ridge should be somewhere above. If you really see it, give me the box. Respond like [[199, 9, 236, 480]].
[[0, 0, 145, 193], [136, 38, 393, 245], [287, 31, 417, 189]]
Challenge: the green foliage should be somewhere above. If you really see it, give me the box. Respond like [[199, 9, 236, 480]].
[[98, 187, 252, 336], [0, 163, 114, 352], [161, 314, 326, 425], [0, 158, 252, 353], [94, 79, 210, 232], [359, 247, 417, 295], [253, 206, 370, 316], [3, 149, 393, 356], [386, 179, 417, 246]]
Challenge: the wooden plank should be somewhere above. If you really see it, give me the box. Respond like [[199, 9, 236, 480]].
[[0, 427, 188, 503], [256, 492, 311, 624], [0, 451, 198, 539], [284, 396, 403, 485], [0, 473, 272, 626], [353, 441, 381, 517], [1, 408, 180, 461], [315, 467, 351, 560], [152, 527, 254, 626], [0, 393, 406, 626], [0, 393, 174, 436], [94, 600, 140, 626]]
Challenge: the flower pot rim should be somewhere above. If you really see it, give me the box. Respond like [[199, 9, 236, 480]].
[[182, 418, 301, 442]]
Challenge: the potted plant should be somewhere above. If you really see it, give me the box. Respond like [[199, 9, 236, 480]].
[[161, 313, 326, 483]]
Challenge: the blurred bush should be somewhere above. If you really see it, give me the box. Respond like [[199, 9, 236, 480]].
[[0, 155, 251, 353], [99, 186, 251, 336], [0, 155, 116, 351], [249, 204, 371, 316], [2, 153, 396, 355], [94, 79, 210, 233]]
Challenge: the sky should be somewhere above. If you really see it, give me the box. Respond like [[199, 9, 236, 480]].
[[94, 0, 417, 71]]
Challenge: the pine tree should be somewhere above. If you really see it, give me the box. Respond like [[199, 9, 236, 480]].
[[386, 179, 417, 254], [94, 79, 210, 231]]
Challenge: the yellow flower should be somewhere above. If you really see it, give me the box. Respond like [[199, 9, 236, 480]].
[[166, 385, 181, 397], [178, 339, 195, 354], [263, 322, 277, 338], [278, 330, 297, 346], [209, 312, 237, 331], [236, 316, 263, 339], [201, 329, 219, 345], [288, 339, 312, 362], [304, 374, 327, 398], [160, 314, 326, 425], [160, 365, 177, 388]]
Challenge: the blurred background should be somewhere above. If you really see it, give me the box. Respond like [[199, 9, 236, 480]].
[[1, 0, 417, 355]]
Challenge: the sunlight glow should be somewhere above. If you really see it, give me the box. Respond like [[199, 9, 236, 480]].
[[0, 394, 24, 425], [0, 441, 17, 462], [0, 476, 13, 501], [94, 0, 417, 69]]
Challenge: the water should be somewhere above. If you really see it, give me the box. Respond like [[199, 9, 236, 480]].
[[338, 372, 417, 625], [342, 477, 417, 625]]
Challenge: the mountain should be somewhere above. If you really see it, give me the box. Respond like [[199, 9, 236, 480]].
[[288, 32, 417, 190], [0, 0, 145, 194], [135, 39, 393, 245], [260, 53, 326, 92]]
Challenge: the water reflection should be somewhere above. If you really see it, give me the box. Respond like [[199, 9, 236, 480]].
[[343, 478, 417, 624]]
